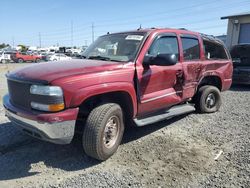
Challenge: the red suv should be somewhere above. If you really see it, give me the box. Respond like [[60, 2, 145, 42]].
[[11, 52, 41, 63], [3, 28, 232, 160]]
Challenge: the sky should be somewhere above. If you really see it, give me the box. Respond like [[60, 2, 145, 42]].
[[0, 0, 250, 47]]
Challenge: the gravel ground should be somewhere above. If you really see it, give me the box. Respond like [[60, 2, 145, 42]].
[[0, 64, 249, 188]]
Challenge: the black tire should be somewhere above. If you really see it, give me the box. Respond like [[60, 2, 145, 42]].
[[1, 59, 6, 64], [195, 86, 222, 113], [18, 58, 24, 63], [35, 58, 41, 63], [82, 103, 124, 161]]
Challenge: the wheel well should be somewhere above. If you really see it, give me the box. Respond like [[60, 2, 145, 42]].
[[75, 91, 134, 133], [198, 76, 222, 91]]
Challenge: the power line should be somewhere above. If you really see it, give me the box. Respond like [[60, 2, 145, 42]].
[[95, 1, 250, 28], [71, 20, 73, 47], [17, 0, 249, 40], [39, 32, 41, 48], [92, 22, 95, 43], [91, 0, 221, 25], [12, 36, 15, 47], [12, 0, 250, 46]]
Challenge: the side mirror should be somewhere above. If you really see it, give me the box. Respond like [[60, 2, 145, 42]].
[[143, 53, 177, 66]]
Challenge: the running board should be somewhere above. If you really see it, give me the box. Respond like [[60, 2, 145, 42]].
[[133, 104, 195, 127]]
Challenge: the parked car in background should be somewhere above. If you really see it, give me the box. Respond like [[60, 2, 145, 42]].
[[49, 53, 72, 61], [11, 52, 42, 63], [38, 52, 49, 61], [0, 51, 12, 63], [230, 44, 250, 85]]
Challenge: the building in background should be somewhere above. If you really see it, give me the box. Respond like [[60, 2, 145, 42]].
[[216, 34, 227, 44], [221, 12, 250, 49]]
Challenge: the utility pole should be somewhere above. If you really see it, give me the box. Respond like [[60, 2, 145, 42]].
[[71, 20, 73, 47], [39, 32, 41, 48], [92, 22, 94, 43], [12, 36, 15, 47]]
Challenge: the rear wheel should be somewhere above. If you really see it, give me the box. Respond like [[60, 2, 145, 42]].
[[195, 86, 222, 113], [17, 58, 24, 63], [35, 58, 41, 63], [82, 103, 124, 161]]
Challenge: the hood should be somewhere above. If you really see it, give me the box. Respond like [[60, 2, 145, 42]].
[[8, 59, 124, 83]]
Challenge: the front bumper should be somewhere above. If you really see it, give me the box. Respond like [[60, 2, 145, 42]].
[[3, 95, 79, 144]]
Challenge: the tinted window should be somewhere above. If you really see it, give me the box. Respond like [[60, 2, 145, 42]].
[[231, 45, 250, 58], [181, 37, 200, 60], [203, 40, 228, 60], [148, 36, 179, 58], [230, 45, 250, 66]]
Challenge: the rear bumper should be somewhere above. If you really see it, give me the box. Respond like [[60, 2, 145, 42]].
[[3, 94, 79, 144]]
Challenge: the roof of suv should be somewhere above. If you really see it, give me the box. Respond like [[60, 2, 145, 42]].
[[113, 28, 200, 35], [109, 28, 223, 45]]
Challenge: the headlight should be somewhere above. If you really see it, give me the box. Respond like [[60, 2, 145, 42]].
[[30, 85, 63, 96], [30, 85, 64, 112]]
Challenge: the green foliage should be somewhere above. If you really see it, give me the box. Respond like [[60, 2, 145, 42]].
[[0, 43, 10, 49], [17, 44, 28, 52]]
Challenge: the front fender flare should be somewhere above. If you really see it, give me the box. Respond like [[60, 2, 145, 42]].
[[69, 82, 137, 117]]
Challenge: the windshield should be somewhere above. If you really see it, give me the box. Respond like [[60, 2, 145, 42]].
[[83, 32, 146, 62]]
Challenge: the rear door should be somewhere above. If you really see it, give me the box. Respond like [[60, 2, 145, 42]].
[[136, 33, 183, 115], [179, 34, 203, 99], [22, 52, 30, 61]]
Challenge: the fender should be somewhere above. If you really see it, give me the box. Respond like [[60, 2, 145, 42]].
[[196, 71, 223, 92], [69, 82, 138, 117]]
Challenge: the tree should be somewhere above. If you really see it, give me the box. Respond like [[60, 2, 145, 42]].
[[17, 44, 28, 52], [0, 43, 10, 49]]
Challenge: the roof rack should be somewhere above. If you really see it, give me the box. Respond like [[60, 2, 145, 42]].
[[200, 33, 224, 44], [178, 28, 188, 30]]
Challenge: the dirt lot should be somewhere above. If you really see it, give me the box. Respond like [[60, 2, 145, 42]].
[[0, 63, 249, 188]]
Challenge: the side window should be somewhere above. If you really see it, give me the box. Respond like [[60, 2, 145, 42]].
[[203, 40, 228, 60], [148, 36, 179, 59], [181, 37, 200, 60]]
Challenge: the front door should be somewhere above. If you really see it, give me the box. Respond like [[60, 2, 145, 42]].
[[136, 33, 184, 116]]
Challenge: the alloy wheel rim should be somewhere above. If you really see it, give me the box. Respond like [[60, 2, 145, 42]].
[[103, 116, 120, 148], [206, 93, 216, 108]]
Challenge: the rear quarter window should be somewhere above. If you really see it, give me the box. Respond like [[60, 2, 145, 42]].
[[203, 40, 228, 60]]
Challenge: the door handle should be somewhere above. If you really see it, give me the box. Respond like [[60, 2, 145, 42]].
[[176, 70, 183, 76], [195, 68, 201, 73]]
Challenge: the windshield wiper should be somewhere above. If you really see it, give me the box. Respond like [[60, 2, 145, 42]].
[[88, 55, 111, 61]]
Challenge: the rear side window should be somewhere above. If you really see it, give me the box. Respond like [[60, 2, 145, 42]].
[[148, 36, 179, 59], [203, 40, 228, 60], [181, 37, 200, 60]]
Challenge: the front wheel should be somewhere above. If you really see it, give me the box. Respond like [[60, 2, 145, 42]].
[[82, 103, 124, 161], [195, 86, 222, 113], [1, 59, 6, 64]]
